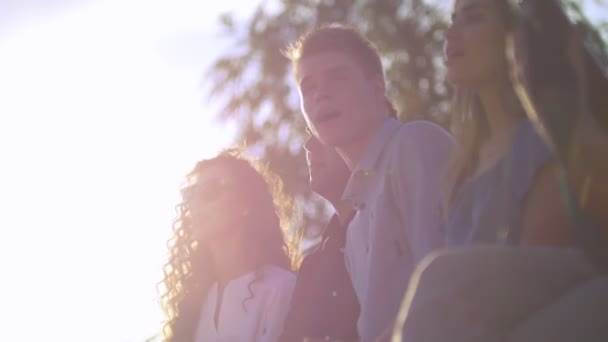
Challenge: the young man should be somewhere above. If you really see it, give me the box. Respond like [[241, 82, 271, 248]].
[[280, 134, 359, 341], [285, 24, 453, 341]]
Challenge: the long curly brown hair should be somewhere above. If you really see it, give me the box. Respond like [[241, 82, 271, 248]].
[[159, 149, 301, 342]]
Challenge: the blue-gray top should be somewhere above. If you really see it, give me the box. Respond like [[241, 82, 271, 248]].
[[446, 119, 552, 246]]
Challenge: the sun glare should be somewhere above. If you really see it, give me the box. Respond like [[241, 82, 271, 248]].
[[3, 1, 604, 341], [0, 0, 254, 341]]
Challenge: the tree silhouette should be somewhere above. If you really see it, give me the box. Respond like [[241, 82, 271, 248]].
[[206, 0, 449, 239], [205, 0, 607, 239]]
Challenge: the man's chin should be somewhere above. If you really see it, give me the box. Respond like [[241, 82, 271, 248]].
[[315, 126, 344, 147]]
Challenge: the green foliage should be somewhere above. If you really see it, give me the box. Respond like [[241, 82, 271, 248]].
[[207, 0, 450, 238], [206, 0, 607, 238]]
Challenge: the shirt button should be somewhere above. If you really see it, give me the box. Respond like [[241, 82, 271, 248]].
[[497, 225, 509, 242], [324, 336, 331, 341], [332, 290, 338, 297]]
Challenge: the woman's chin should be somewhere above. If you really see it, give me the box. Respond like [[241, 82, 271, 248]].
[[446, 71, 469, 88]]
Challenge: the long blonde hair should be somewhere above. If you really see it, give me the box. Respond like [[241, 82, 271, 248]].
[[442, 0, 520, 213], [159, 149, 301, 342], [443, 89, 487, 210]]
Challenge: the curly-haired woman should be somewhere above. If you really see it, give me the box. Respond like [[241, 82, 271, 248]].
[[160, 149, 300, 342]]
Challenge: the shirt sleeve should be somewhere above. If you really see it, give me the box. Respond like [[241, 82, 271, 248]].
[[256, 273, 296, 342], [388, 121, 453, 263]]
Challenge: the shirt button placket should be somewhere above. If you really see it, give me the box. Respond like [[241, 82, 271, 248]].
[[497, 224, 509, 242]]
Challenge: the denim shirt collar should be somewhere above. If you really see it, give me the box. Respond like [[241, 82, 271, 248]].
[[341, 118, 401, 206]]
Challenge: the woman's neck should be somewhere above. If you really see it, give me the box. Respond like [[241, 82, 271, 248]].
[[471, 80, 524, 177], [478, 81, 523, 140], [210, 240, 257, 289]]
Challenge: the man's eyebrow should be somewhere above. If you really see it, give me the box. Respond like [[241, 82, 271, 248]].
[[326, 66, 351, 76], [300, 65, 352, 87]]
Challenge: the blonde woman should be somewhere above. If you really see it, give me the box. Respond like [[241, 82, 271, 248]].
[[443, 0, 555, 246]]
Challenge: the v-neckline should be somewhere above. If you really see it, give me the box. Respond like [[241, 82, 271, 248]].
[[463, 119, 528, 188], [208, 267, 262, 333]]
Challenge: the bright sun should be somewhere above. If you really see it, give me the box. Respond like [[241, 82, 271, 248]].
[[0, 0, 252, 341], [2, 1, 605, 341]]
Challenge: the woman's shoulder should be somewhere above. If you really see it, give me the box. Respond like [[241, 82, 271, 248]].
[[261, 264, 296, 285], [513, 119, 553, 162], [229, 265, 295, 292], [510, 119, 554, 198], [251, 265, 296, 302], [228, 266, 294, 303]]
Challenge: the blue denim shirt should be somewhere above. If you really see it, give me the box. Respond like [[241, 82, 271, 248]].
[[342, 118, 453, 341]]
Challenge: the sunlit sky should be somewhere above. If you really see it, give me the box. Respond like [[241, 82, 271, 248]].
[[0, 0, 253, 341], [1, 1, 606, 341]]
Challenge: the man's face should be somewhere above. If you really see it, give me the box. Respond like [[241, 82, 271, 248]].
[[297, 50, 386, 148], [303, 133, 350, 199]]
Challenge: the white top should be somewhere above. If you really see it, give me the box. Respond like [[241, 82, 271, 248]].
[[194, 264, 296, 342]]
